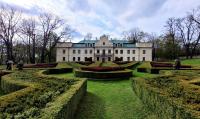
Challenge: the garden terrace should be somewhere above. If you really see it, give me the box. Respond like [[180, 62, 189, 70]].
[[131, 70, 200, 118], [0, 69, 86, 119]]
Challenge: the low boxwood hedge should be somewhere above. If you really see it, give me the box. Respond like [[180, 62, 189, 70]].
[[0, 69, 87, 119], [131, 71, 200, 119], [74, 69, 133, 80]]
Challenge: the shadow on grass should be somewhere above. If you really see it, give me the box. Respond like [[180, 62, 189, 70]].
[[74, 92, 106, 119]]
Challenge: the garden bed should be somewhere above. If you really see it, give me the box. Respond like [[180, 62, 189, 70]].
[[0, 70, 86, 119], [131, 70, 200, 119], [43, 68, 73, 74]]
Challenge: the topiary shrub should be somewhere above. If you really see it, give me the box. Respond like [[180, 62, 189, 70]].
[[75, 69, 132, 80]]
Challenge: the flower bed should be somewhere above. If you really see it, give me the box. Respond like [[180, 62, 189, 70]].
[[23, 63, 58, 68], [42, 68, 73, 74]]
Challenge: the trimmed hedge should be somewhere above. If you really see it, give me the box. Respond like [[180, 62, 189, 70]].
[[81, 66, 125, 72], [40, 79, 87, 119], [131, 76, 200, 119], [74, 69, 133, 79], [43, 68, 73, 74], [150, 62, 192, 68], [0, 70, 87, 119]]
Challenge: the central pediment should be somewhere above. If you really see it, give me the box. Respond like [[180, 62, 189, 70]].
[[95, 35, 113, 47]]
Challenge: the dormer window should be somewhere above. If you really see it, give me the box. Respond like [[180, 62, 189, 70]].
[[103, 42, 105, 45]]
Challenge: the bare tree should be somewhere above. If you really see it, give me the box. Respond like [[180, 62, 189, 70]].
[[20, 18, 37, 63], [46, 25, 74, 62], [122, 28, 146, 43], [39, 13, 65, 63], [176, 16, 196, 58], [164, 18, 179, 59], [189, 7, 200, 58], [0, 5, 21, 61]]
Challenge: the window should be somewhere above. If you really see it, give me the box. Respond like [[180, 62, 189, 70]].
[[63, 49, 66, 54], [132, 57, 135, 61], [90, 50, 93, 54], [103, 49, 105, 55], [78, 50, 81, 54], [63, 57, 65, 61], [85, 50, 87, 54], [115, 50, 118, 54], [103, 42, 105, 45], [143, 50, 146, 54], [78, 57, 80, 61], [127, 50, 130, 54], [97, 57, 99, 61], [108, 49, 111, 54], [132, 50, 135, 54], [143, 57, 145, 61], [73, 57, 76, 61], [97, 49, 100, 54], [121, 57, 123, 61], [85, 57, 87, 61], [120, 50, 123, 54], [73, 50, 76, 54], [108, 57, 111, 61], [127, 57, 130, 61]]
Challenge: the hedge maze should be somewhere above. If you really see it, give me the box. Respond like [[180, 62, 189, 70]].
[[0, 61, 200, 119], [0, 69, 86, 119], [132, 70, 200, 119]]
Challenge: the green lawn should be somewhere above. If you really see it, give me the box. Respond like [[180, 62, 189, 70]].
[[182, 58, 200, 67], [52, 72, 157, 119]]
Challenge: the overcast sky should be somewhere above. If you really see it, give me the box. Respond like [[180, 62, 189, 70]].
[[1, 0, 200, 42]]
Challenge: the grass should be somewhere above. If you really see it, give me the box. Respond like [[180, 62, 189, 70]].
[[182, 58, 200, 68], [53, 72, 157, 119]]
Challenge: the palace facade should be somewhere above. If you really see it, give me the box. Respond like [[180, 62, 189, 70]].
[[56, 35, 152, 62]]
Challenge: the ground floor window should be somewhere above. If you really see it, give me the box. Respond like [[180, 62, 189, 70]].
[[78, 57, 80, 61], [63, 57, 65, 61], [132, 57, 135, 61], [73, 57, 76, 61], [143, 57, 145, 61], [127, 57, 130, 61], [121, 57, 123, 61], [97, 57, 99, 61], [108, 57, 111, 61]]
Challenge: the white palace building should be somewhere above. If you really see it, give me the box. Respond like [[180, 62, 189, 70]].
[[56, 35, 153, 62]]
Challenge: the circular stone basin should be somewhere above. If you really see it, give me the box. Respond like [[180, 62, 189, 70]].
[[81, 66, 125, 72]]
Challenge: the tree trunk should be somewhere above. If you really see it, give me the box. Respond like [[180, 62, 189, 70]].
[[32, 35, 36, 64]]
